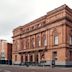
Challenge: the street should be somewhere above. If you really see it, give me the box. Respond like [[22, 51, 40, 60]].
[[0, 65, 72, 72]]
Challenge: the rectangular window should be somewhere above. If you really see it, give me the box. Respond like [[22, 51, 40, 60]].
[[70, 51, 72, 61], [54, 35, 58, 45], [44, 39, 47, 46], [25, 55, 28, 62], [39, 40, 41, 46], [1, 52, 5, 60], [15, 55, 17, 61], [70, 36, 72, 45], [52, 51, 57, 60]]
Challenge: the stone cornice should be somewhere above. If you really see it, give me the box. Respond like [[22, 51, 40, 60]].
[[22, 15, 47, 28], [47, 4, 72, 16], [13, 4, 72, 38], [12, 19, 65, 39]]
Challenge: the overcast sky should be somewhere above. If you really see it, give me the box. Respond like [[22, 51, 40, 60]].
[[0, 0, 72, 43]]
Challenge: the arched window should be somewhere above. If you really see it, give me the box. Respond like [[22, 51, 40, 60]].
[[22, 39, 26, 49], [42, 32, 47, 46], [26, 38, 29, 49], [14, 41, 17, 51], [17, 40, 20, 51], [54, 34, 58, 45], [13, 41, 17, 52], [36, 34, 41, 47], [31, 37, 35, 48]]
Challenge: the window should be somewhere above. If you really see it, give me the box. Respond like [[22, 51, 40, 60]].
[[30, 55, 33, 62], [15, 55, 17, 61], [40, 52, 45, 60], [70, 51, 72, 61], [21, 55, 23, 62], [36, 34, 41, 47], [25, 55, 28, 62], [69, 36, 72, 45], [23, 39, 25, 49], [26, 38, 29, 49], [31, 26, 34, 29], [14, 41, 17, 52], [31, 37, 35, 48], [42, 33, 47, 46], [17, 40, 20, 51], [35, 54, 38, 62], [21, 39, 24, 50], [1, 51, 5, 60], [52, 51, 57, 60], [54, 35, 58, 45]]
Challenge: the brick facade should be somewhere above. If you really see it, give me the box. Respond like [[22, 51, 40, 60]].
[[0, 40, 12, 64], [12, 4, 72, 66]]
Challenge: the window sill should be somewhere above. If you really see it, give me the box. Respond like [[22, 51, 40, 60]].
[[54, 45, 58, 46]]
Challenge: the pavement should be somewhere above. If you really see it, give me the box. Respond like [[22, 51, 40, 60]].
[[0, 65, 72, 72]]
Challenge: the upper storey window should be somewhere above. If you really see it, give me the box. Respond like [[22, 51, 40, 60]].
[[26, 38, 29, 49], [54, 34, 58, 45], [42, 32, 47, 46], [17, 40, 20, 50], [31, 26, 34, 29], [22, 39, 25, 49], [30, 26, 35, 31], [26, 28, 29, 32], [36, 34, 41, 47], [36, 24, 41, 29], [69, 36, 72, 45], [31, 37, 35, 48], [13, 40, 18, 52], [42, 21, 45, 27]]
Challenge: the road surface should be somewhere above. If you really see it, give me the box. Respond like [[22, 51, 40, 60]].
[[0, 65, 72, 72]]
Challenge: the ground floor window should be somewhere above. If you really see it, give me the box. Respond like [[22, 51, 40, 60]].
[[25, 55, 28, 62], [35, 54, 38, 62], [69, 36, 72, 45], [70, 51, 72, 61], [21, 55, 23, 62], [52, 51, 57, 60], [30, 55, 33, 62], [15, 55, 17, 61]]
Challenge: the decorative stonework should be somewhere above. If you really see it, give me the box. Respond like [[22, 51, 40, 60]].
[[12, 4, 72, 66]]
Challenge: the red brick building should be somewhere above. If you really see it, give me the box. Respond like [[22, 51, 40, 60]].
[[0, 40, 12, 64], [12, 4, 72, 66]]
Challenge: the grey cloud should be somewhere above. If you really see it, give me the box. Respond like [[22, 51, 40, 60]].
[[0, 0, 72, 42]]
